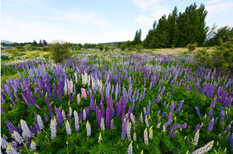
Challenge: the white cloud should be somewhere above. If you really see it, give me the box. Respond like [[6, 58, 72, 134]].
[[65, 11, 110, 27], [206, 0, 233, 17], [132, 0, 169, 26]]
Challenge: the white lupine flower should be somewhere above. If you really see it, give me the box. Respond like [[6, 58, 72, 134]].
[[75, 72, 78, 84], [140, 112, 143, 123], [144, 128, 148, 145], [156, 122, 161, 128], [64, 80, 67, 95], [203, 114, 207, 119], [140, 150, 143, 154], [127, 120, 131, 139], [100, 117, 105, 131], [162, 125, 166, 133], [145, 115, 149, 127], [6, 143, 19, 154], [86, 121, 91, 136], [20, 119, 32, 138], [133, 132, 137, 141], [98, 132, 102, 143], [130, 113, 135, 125], [12, 131, 24, 144], [30, 140, 36, 152], [70, 80, 73, 94], [65, 121, 72, 135], [143, 107, 146, 115], [62, 110, 66, 119], [69, 106, 73, 118], [74, 111, 80, 132], [37, 115, 44, 130], [1, 137, 8, 149], [128, 141, 133, 154], [50, 118, 57, 139], [149, 126, 153, 139], [192, 141, 214, 154], [83, 109, 86, 120], [193, 130, 200, 146]]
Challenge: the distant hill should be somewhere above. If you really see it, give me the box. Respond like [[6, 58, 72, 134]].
[[1, 40, 15, 44]]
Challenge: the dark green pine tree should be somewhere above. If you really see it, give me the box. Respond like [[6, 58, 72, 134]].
[[43, 40, 48, 46], [132, 29, 142, 46], [32, 40, 38, 47], [39, 39, 43, 47]]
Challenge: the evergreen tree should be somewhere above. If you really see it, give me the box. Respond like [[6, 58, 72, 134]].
[[32, 40, 38, 47], [39, 40, 43, 47], [43, 40, 48, 46], [132, 29, 142, 46]]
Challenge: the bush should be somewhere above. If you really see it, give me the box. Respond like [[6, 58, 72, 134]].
[[1, 55, 9, 60], [24, 44, 36, 51], [105, 46, 109, 52], [135, 44, 144, 53], [120, 44, 126, 51], [50, 43, 71, 63], [186, 43, 197, 53], [99, 45, 104, 51]]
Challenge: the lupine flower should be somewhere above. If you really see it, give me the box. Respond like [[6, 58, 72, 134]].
[[163, 112, 172, 130], [1, 137, 8, 149], [106, 107, 110, 129], [74, 111, 80, 132], [207, 118, 215, 132], [145, 115, 149, 127], [77, 93, 81, 104], [121, 118, 127, 140], [127, 120, 131, 139], [30, 140, 36, 152], [20, 119, 32, 138], [100, 117, 105, 131], [230, 133, 233, 152], [128, 141, 133, 154], [86, 121, 91, 137], [133, 132, 137, 141], [192, 140, 214, 154], [144, 128, 148, 145], [149, 126, 153, 139], [140, 112, 143, 123], [193, 130, 200, 146], [130, 113, 135, 125], [195, 106, 202, 118], [36, 115, 44, 130], [69, 106, 73, 118], [175, 100, 184, 114], [98, 132, 102, 143], [12, 131, 24, 144], [111, 119, 114, 130], [62, 110, 66, 119], [50, 118, 57, 139], [6, 143, 19, 154], [65, 121, 72, 135]]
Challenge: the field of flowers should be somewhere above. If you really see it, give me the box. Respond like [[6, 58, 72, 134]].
[[1, 51, 233, 153]]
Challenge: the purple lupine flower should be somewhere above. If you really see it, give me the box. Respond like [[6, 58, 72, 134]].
[[195, 106, 202, 118], [207, 118, 215, 132], [170, 123, 187, 131], [5, 120, 18, 134], [121, 117, 127, 140], [10, 98, 17, 106], [195, 123, 204, 132], [230, 133, 233, 152], [106, 107, 110, 129], [58, 81, 63, 102], [164, 112, 173, 130], [44, 113, 49, 122], [30, 92, 37, 107], [169, 102, 177, 113], [116, 101, 122, 117], [5, 86, 14, 99], [38, 76, 45, 91], [45, 77, 52, 99], [90, 94, 94, 110], [21, 92, 31, 107], [45, 93, 54, 118], [1, 92, 6, 103], [210, 97, 217, 108], [34, 84, 42, 98], [100, 102, 105, 119], [144, 102, 151, 117], [55, 108, 64, 129], [175, 100, 184, 114], [208, 110, 213, 118], [220, 110, 225, 121], [53, 84, 57, 101], [121, 96, 126, 116], [225, 122, 232, 131]]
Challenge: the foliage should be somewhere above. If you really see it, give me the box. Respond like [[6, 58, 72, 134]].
[[186, 43, 197, 53], [98, 44, 104, 51], [24, 44, 36, 51], [120, 44, 126, 51], [50, 43, 71, 63], [143, 3, 208, 48], [105, 46, 109, 52], [132, 29, 142, 46], [135, 44, 144, 53]]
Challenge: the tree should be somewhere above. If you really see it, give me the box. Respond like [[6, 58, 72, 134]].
[[105, 46, 109, 52], [32, 40, 38, 46], [132, 29, 142, 46], [39, 40, 43, 47], [43, 40, 48, 46], [50, 43, 71, 63], [99, 44, 104, 51], [120, 44, 126, 51]]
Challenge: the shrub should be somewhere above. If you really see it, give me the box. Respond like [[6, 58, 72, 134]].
[[186, 43, 197, 53], [105, 46, 109, 52], [120, 44, 126, 51], [99, 44, 104, 51], [23, 44, 36, 51], [1, 55, 9, 60], [50, 43, 71, 63], [135, 44, 144, 53]]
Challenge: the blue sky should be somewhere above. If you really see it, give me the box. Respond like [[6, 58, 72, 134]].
[[2, 0, 233, 43]]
